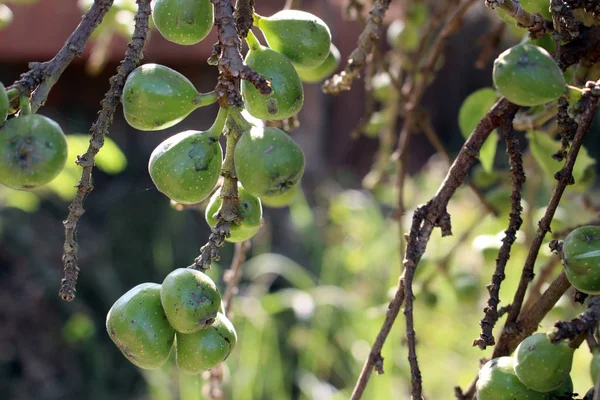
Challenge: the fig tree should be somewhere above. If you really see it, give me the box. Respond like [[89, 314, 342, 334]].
[[0, 114, 68, 190], [295, 44, 341, 83], [562, 225, 600, 294], [493, 44, 565, 106], [205, 184, 262, 242], [148, 108, 227, 204], [176, 312, 237, 374], [152, 0, 214, 45], [253, 10, 331, 68], [233, 124, 305, 197], [514, 333, 574, 392], [160, 268, 222, 334], [122, 63, 216, 131], [106, 283, 175, 369]]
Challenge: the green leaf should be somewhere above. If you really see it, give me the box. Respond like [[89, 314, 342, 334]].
[[459, 88, 500, 173], [526, 130, 596, 181], [66, 134, 127, 175]]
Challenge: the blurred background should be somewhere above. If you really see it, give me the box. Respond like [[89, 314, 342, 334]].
[[1, 0, 600, 399]]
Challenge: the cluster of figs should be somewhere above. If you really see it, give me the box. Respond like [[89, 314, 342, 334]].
[[107, 268, 236, 372], [477, 226, 600, 399], [109, 0, 340, 371]]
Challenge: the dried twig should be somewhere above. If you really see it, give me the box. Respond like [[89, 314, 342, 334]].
[[485, 0, 552, 37], [60, 0, 152, 302], [322, 0, 391, 95], [11, 0, 116, 112], [551, 296, 600, 342], [473, 108, 524, 350]]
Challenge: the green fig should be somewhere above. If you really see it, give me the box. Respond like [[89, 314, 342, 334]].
[[0, 114, 68, 190], [260, 184, 299, 208], [242, 32, 304, 121], [122, 63, 216, 131], [106, 283, 175, 369], [253, 10, 331, 68], [205, 184, 262, 242], [476, 357, 546, 400], [295, 43, 341, 83], [176, 312, 237, 374], [0, 4, 13, 31], [493, 44, 565, 106], [0, 82, 8, 124], [546, 376, 573, 399], [562, 225, 600, 294], [514, 333, 574, 392], [591, 349, 600, 384], [148, 108, 227, 204], [160, 268, 222, 334], [233, 123, 305, 197], [152, 0, 214, 45]]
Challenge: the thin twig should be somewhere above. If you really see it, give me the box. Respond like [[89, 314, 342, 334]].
[[12, 0, 116, 112], [551, 296, 600, 342], [322, 0, 391, 94], [60, 0, 152, 302], [485, 0, 552, 37], [473, 108, 523, 350]]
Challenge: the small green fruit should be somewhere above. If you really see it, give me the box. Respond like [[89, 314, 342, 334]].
[[562, 226, 600, 294], [514, 333, 574, 392], [591, 349, 600, 385], [242, 35, 304, 121], [205, 184, 262, 242], [254, 10, 331, 68], [546, 375, 573, 399], [160, 268, 222, 334], [106, 283, 175, 369], [0, 4, 13, 31], [295, 44, 341, 83], [0, 82, 8, 124], [476, 357, 546, 400], [122, 64, 203, 131], [152, 0, 214, 45], [176, 312, 237, 374], [0, 115, 68, 190], [234, 126, 305, 197], [371, 72, 393, 103], [260, 184, 299, 208], [493, 44, 565, 106]]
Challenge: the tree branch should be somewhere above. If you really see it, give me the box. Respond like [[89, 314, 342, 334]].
[[11, 0, 115, 112], [59, 0, 152, 302]]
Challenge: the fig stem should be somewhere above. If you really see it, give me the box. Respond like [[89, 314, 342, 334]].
[[245, 29, 262, 51], [565, 85, 584, 102], [229, 108, 253, 131], [207, 106, 230, 139], [193, 91, 219, 110], [5, 88, 19, 101], [19, 94, 31, 116]]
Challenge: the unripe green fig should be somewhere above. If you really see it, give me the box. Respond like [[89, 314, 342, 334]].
[[148, 108, 227, 204], [205, 184, 262, 242], [160, 268, 222, 334], [242, 32, 304, 121], [476, 357, 546, 399], [591, 349, 600, 384], [260, 184, 299, 208], [546, 375, 573, 399], [514, 333, 574, 392], [152, 0, 214, 45], [562, 226, 600, 294], [0, 4, 13, 31], [493, 44, 565, 106], [0, 83, 8, 124], [233, 124, 305, 197], [176, 312, 237, 374], [0, 114, 68, 190], [253, 10, 331, 68], [295, 44, 341, 83], [106, 283, 175, 369], [122, 64, 216, 131]]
